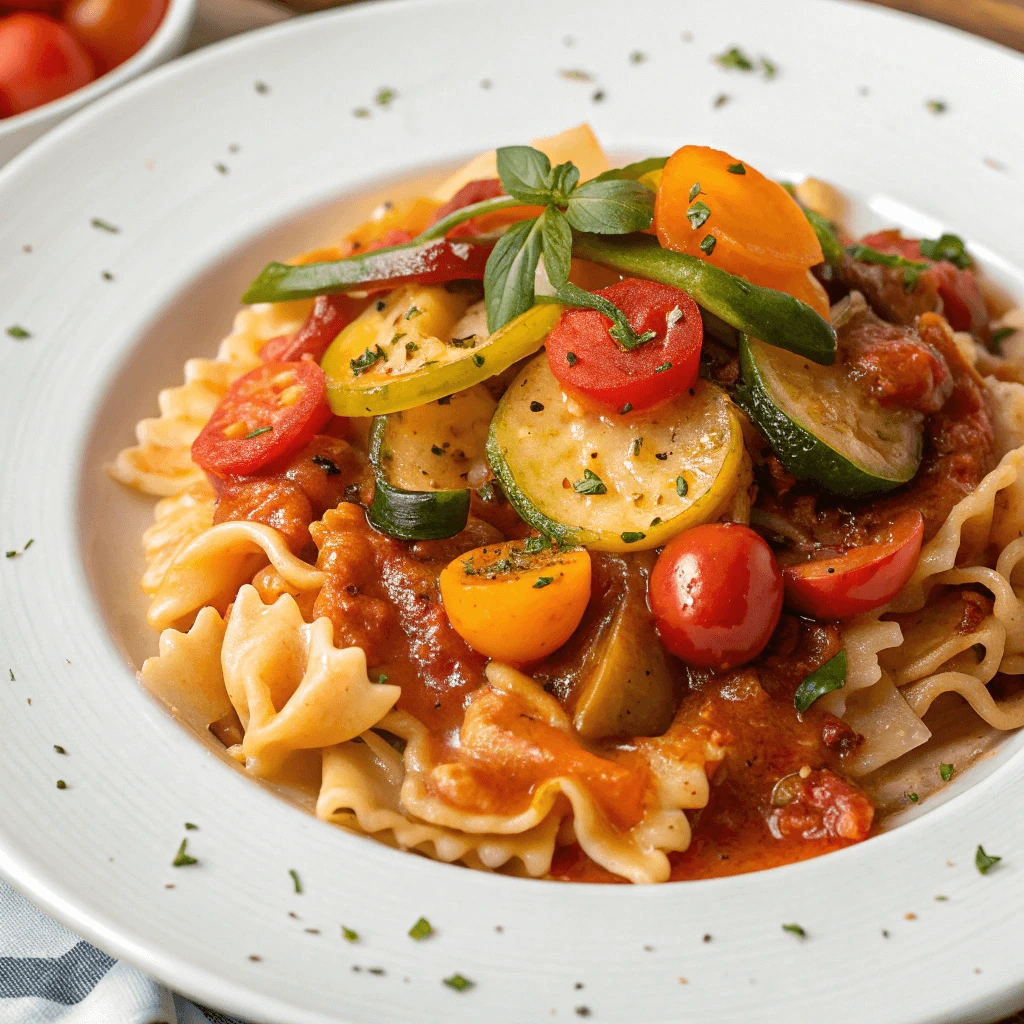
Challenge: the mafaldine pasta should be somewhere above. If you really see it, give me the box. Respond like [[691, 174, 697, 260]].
[[112, 124, 1024, 882]]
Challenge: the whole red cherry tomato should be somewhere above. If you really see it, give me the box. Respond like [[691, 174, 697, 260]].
[[259, 295, 362, 363], [62, 0, 167, 75], [0, 13, 95, 118], [191, 361, 332, 478], [546, 278, 703, 411], [783, 511, 924, 619], [649, 523, 783, 670]]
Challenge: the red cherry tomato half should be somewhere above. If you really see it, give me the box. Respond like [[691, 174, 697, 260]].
[[546, 278, 703, 411], [62, 0, 167, 75], [191, 361, 332, 478], [649, 523, 784, 671], [0, 13, 95, 118], [259, 295, 361, 363], [783, 511, 924, 620], [429, 178, 504, 225]]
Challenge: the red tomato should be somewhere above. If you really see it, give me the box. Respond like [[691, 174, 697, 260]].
[[259, 295, 361, 363], [3, 2, 61, 9], [63, 0, 166, 74], [0, 13, 94, 118], [429, 178, 504, 225], [191, 361, 332, 478], [545, 278, 703, 411], [649, 523, 783, 670], [859, 230, 987, 335], [783, 511, 924, 619]]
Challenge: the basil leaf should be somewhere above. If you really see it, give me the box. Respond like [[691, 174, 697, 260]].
[[975, 844, 1001, 875], [594, 156, 668, 182], [538, 282, 656, 351], [564, 179, 655, 234], [847, 243, 929, 291], [540, 207, 572, 290], [573, 469, 607, 495], [687, 201, 711, 229], [548, 160, 580, 204], [793, 650, 847, 713], [484, 216, 544, 332], [496, 145, 554, 204], [919, 232, 971, 270]]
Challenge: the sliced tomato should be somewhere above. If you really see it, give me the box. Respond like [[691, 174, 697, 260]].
[[545, 278, 703, 411], [859, 230, 987, 335], [0, 13, 95, 117], [783, 510, 924, 619], [259, 294, 362, 363], [649, 523, 784, 670], [191, 361, 332, 478]]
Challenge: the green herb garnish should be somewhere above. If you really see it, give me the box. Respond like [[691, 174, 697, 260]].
[[939, 763, 955, 782], [655, 361, 672, 373], [715, 47, 754, 71], [472, 353, 485, 367], [699, 234, 716, 255], [620, 531, 645, 544], [443, 974, 475, 992], [794, 651, 847, 713], [533, 576, 555, 589], [54, 745, 66, 755], [991, 326, 1016, 352], [342, 926, 359, 942], [350, 344, 387, 376], [847, 244, 929, 291], [727, 162, 746, 174], [919, 233, 971, 269], [56, 780, 67, 790], [675, 476, 688, 497], [782, 923, 806, 938], [6, 325, 30, 339], [687, 202, 711, 229], [244, 426, 272, 439], [908, 793, 919, 803], [409, 917, 435, 940], [926, 99, 947, 114], [430, 445, 445, 457], [688, 182, 701, 202], [173, 839, 197, 867], [375, 87, 396, 107], [631, 438, 642, 456], [185, 822, 198, 830], [312, 455, 340, 475], [91, 217, 120, 233], [376, 673, 389, 684], [573, 469, 607, 495], [566, 352, 578, 366], [289, 869, 302, 893], [976, 845, 1001, 875]]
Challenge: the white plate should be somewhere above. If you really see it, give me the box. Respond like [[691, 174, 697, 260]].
[[2, 2, 1024, 1022]]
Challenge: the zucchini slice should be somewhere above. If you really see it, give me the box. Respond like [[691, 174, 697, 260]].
[[367, 385, 496, 540], [487, 355, 745, 552], [738, 336, 923, 496], [321, 284, 561, 416]]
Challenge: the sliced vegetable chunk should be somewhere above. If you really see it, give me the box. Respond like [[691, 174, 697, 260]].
[[488, 355, 745, 552], [367, 386, 496, 540], [738, 336, 923, 496], [440, 539, 592, 663], [321, 290, 560, 416]]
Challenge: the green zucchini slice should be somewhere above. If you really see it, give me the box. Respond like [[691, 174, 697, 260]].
[[367, 385, 496, 540], [738, 335, 923, 496], [487, 355, 745, 552]]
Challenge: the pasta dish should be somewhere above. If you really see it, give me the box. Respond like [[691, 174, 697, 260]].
[[109, 125, 1024, 884]]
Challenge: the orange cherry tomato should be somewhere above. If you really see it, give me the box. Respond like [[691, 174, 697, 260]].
[[0, 13, 95, 118], [783, 511, 924, 620], [656, 146, 823, 284], [62, 0, 167, 74], [440, 541, 592, 664], [191, 361, 333, 479], [751, 263, 831, 320]]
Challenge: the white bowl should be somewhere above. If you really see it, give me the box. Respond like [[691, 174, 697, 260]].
[[1, 2, 1024, 1023], [0, 0, 197, 166]]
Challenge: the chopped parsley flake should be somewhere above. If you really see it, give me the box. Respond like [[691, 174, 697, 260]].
[[375, 87, 396, 107], [431, 445, 445, 456], [409, 916, 434, 940], [621, 531, 645, 544], [350, 344, 387, 375], [630, 51, 647, 64], [655, 361, 673, 373], [715, 46, 754, 71], [311, 455, 341, 475], [908, 793, 919, 803], [566, 352, 578, 366], [991, 326, 1016, 352], [794, 651, 847, 713], [472, 353, 485, 367], [782, 923, 806, 938], [620, 402, 633, 414], [53, 745, 66, 755], [761, 57, 778, 79], [675, 476, 689, 497], [172, 839, 197, 867], [405, 306, 421, 320], [215, 163, 228, 175], [727, 162, 746, 174], [437, 395, 452, 405], [919, 233, 971, 269], [560, 69, 594, 82], [390, 331, 407, 346], [90, 217, 120, 233], [244, 426, 272, 439], [289, 869, 303, 893], [699, 234, 717, 255], [687, 201, 711, 229], [342, 926, 359, 942], [8, 669, 13, 681], [926, 99, 947, 114], [688, 182, 701, 202], [443, 974, 474, 992], [939, 763, 955, 782], [631, 438, 643, 456], [573, 469, 608, 495], [185, 822, 198, 830], [976, 845, 1001, 875], [6, 325, 30, 339], [713, 93, 730, 108], [533, 576, 555, 589], [353, 107, 371, 119], [56, 779, 67, 790], [102, 271, 114, 281], [650, 517, 662, 527], [405, 341, 419, 355]]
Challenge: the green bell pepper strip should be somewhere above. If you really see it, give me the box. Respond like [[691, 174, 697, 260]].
[[241, 196, 522, 304], [571, 233, 837, 365]]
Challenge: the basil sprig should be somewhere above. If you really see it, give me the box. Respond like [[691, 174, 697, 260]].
[[793, 650, 847, 713], [536, 282, 656, 350], [483, 146, 655, 332]]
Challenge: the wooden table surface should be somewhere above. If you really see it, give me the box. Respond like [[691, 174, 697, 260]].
[[278, 0, 1024, 49]]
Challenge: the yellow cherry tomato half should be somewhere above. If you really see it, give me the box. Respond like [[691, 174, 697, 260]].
[[440, 540, 592, 664], [655, 145, 823, 281]]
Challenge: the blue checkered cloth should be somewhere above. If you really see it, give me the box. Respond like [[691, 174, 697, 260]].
[[0, 880, 244, 1024]]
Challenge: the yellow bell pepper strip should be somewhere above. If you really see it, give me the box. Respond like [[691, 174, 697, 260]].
[[571, 233, 836, 364]]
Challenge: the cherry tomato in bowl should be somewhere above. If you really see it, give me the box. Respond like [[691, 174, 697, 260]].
[[782, 511, 924, 619], [0, 13, 95, 118], [63, 0, 168, 74], [649, 523, 784, 671], [545, 278, 703, 412], [191, 360, 332, 479]]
